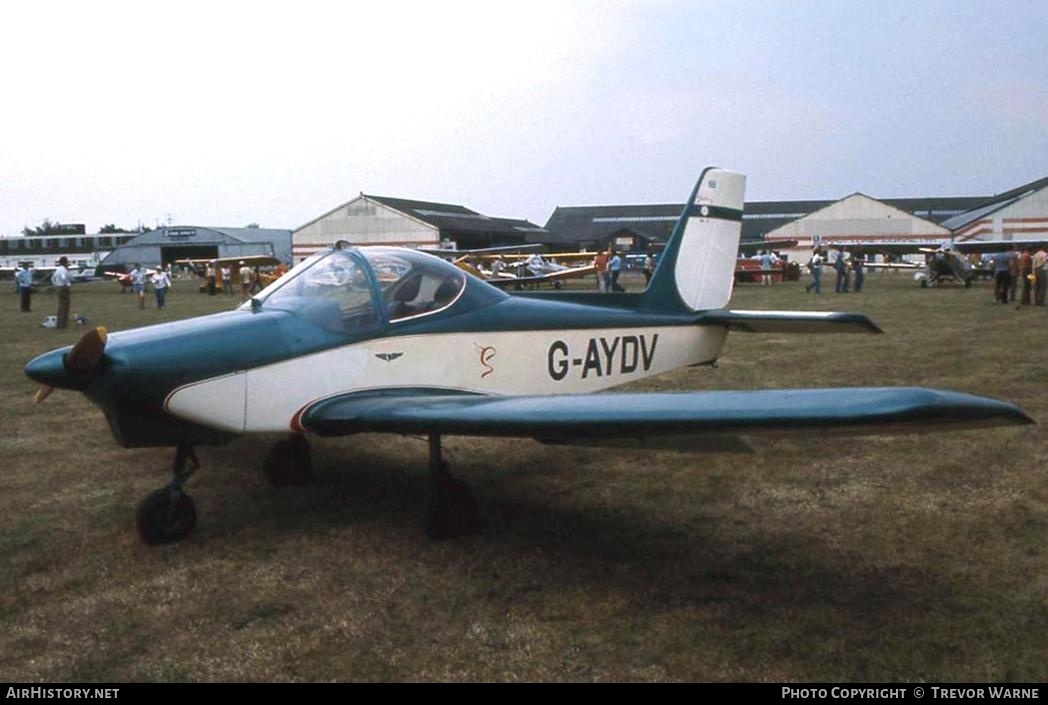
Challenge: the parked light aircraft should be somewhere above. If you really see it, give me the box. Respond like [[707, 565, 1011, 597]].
[[26, 169, 1032, 544], [102, 268, 159, 292], [434, 248, 597, 289], [830, 238, 1048, 288], [2, 264, 98, 286]]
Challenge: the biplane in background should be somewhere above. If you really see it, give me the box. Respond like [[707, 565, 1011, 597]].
[[25, 168, 1032, 545], [174, 254, 283, 293]]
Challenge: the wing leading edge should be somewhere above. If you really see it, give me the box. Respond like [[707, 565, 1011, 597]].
[[299, 387, 1031, 450], [697, 310, 882, 334]]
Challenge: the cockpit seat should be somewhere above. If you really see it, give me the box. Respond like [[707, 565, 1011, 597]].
[[386, 273, 423, 320], [428, 276, 461, 311]]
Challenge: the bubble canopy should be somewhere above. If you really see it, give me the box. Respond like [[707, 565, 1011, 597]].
[[248, 246, 471, 334]]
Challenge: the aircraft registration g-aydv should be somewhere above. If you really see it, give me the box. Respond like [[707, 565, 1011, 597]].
[[26, 168, 1033, 544], [830, 238, 1048, 288]]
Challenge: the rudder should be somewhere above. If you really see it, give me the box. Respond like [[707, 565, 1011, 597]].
[[642, 168, 746, 312]]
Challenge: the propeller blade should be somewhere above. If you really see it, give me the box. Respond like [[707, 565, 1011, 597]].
[[34, 386, 55, 404], [65, 326, 107, 373]]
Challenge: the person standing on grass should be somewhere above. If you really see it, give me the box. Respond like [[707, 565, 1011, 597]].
[[991, 248, 1013, 304], [239, 261, 255, 301], [1008, 246, 1020, 303], [151, 266, 172, 309], [834, 250, 850, 293], [1018, 247, 1033, 306], [759, 250, 775, 286], [206, 261, 217, 296], [805, 248, 823, 294], [130, 264, 147, 310], [852, 255, 865, 293], [16, 263, 33, 312], [1033, 246, 1047, 306], [642, 252, 655, 286], [608, 250, 625, 292], [51, 256, 72, 329], [593, 249, 609, 292]]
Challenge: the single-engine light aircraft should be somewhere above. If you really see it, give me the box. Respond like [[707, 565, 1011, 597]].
[[26, 169, 1033, 544], [830, 238, 1048, 288], [429, 246, 598, 289]]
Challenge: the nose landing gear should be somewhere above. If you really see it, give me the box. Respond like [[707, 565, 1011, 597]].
[[136, 444, 200, 545]]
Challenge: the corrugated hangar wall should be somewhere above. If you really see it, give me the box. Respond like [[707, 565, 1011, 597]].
[[956, 188, 1048, 241], [766, 194, 949, 250], [293, 196, 438, 261]]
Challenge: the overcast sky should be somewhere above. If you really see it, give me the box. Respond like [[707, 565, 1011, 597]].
[[2, 0, 1045, 236]]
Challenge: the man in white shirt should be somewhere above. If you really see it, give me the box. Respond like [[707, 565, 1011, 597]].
[[805, 249, 823, 295], [16, 263, 33, 312], [151, 267, 172, 309], [130, 264, 147, 310], [51, 256, 72, 328]]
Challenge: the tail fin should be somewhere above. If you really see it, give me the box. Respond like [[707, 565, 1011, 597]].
[[642, 167, 745, 312]]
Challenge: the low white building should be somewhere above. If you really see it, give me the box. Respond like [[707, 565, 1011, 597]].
[[763, 193, 951, 258], [293, 194, 545, 262]]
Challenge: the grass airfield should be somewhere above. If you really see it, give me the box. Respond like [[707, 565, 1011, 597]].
[[0, 271, 1045, 681]]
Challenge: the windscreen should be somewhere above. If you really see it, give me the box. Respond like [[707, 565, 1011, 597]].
[[256, 249, 378, 334]]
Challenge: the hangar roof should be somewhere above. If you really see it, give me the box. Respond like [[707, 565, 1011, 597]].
[[940, 175, 1048, 231], [543, 195, 987, 247], [365, 194, 548, 239]]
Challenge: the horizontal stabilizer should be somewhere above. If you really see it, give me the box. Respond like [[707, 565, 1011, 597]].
[[697, 309, 882, 334], [299, 387, 1031, 449]]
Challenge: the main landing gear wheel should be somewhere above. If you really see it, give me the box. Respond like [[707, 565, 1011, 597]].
[[136, 488, 197, 545], [136, 443, 200, 545], [424, 434, 481, 540], [262, 435, 312, 487]]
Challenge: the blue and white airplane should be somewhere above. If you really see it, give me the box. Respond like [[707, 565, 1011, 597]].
[[25, 168, 1032, 544]]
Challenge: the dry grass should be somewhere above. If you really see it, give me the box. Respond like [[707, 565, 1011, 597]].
[[0, 272, 1045, 681]]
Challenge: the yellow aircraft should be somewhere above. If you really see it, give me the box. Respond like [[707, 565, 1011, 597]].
[[174, 255, 282, 292]]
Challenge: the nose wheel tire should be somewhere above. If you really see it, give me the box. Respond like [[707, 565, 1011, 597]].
[[262, 435, 312, 487], [426, 464, 481, 540], [136, 488, 197, 545]]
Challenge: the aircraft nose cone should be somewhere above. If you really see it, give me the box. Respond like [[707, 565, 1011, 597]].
[[25, 347, 85, 391]]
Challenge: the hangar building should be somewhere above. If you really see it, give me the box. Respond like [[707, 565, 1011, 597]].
[[940, 176, 1048, 242], [762, 194, 954, 252], [293, 194, 547, 262], [544, 194, 988, 254], [99, 225, 292, 270]]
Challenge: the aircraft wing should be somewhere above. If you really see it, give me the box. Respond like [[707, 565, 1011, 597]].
[[298, 387, 1031, 450], [421, 243, 545, 258], [826, 241, 938, 256], [951, 238, 1048, 254], [863, 262, 922, 270], [696, 309, 882, 333], [738, 239, 797, 255], [175, 255, 281, 269], [483, 264, 597, 288]]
